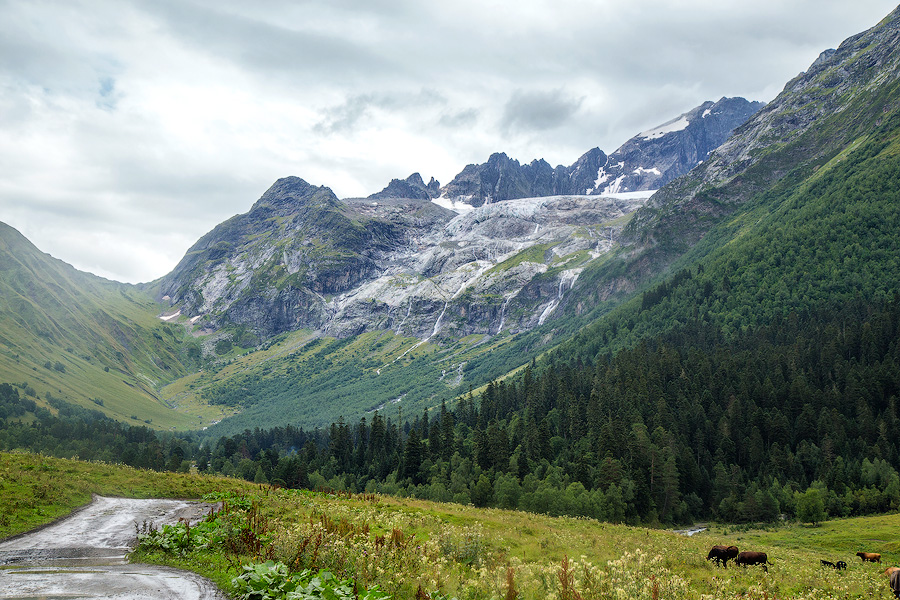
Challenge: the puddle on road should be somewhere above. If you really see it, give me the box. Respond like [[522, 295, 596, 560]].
[[4, 597, 83, 600], [3, 568, 108, 574], [0, 497, 225, 599]]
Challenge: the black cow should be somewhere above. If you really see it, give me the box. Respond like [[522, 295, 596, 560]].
[[706, 545, 739, 568], [735, 551, 773, 572], [890, 568, 900, 598]]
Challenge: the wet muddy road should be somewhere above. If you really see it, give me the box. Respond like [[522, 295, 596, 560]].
[[0, 496, 226, 599]]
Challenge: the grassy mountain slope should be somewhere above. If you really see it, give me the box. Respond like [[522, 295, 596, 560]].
[[562, 87, 900, 363], [0, 222, 211, 429], [164, 327, 524, 436]]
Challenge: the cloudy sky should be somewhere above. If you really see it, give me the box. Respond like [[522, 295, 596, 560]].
[[2, 0, 897, 283]]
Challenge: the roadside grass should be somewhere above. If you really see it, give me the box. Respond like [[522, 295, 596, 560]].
[[0, 450, 254, 540], [4, 450, 899, 599]]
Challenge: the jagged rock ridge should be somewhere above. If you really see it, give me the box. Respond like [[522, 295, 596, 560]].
[[436, 97, 762, 207]]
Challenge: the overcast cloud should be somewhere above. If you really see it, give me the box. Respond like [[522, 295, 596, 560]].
[[1, 0, 897, 283]]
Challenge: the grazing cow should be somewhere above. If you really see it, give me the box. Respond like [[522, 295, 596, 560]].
[[822, 559, 847, 570], [707, 545, 739, 568], [891, 568, 900, 598], [735, 551, 773, 572], [858, 552, 882, 563], [886, 567, 900, 577]]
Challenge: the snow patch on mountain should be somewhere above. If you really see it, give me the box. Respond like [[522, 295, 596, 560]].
[[603, 174, 629, 195], [632, 167, 662, 176], [594, 166, 611, 190], [432, 195, 477, 214], [640, 115, 690, 140]]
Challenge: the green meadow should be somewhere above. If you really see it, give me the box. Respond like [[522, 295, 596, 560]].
[[3, 451, 899, 599]]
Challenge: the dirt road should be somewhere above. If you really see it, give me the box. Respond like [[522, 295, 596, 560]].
[[0, 495, 227, 599]]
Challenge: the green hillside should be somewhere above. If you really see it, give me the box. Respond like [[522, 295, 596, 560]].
[[0, 223, 212, 429], [565, 119, 900, 361], [162, 328, 523, 436]]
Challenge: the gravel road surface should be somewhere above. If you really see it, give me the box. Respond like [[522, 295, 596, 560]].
[[0, 495, 226, 599]]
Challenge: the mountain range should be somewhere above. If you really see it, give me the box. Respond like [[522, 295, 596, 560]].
[[2, 4, 900, 437], [152, 96, 761, 346]]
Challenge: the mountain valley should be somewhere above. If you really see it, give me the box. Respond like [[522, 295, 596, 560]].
[[1, 6, 900, 441]]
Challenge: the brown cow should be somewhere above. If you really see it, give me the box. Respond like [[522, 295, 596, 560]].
[[707, 545, 739, 568], [890, 568, 900, 598], [858, 552, 882, 563], [886, 567, 900, 576], [735, 551, 773, 572]]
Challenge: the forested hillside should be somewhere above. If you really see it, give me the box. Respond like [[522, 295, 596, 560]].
[[4, 291, 899, 525], [191, 290, 898, 525]]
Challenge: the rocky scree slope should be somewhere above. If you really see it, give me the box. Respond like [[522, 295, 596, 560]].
[[155, 181, 647, 345]]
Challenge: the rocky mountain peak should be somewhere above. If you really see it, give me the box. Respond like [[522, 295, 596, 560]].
[[591, 96, 764, 195], [250, 176, 340, 215], [369, 172, 441, 200], [626, 3, 900, 251]]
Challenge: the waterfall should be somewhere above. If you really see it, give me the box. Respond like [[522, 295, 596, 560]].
[[538, 269, 582, 326], [431, 301, 449, 337], [496, 293, 516, 334], [394, 298, 413, 335]]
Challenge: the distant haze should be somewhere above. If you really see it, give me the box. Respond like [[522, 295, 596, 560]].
[[1, 0, 896, 283]]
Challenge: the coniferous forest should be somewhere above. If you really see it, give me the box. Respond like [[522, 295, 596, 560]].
[[4, 292, 899, 526]]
